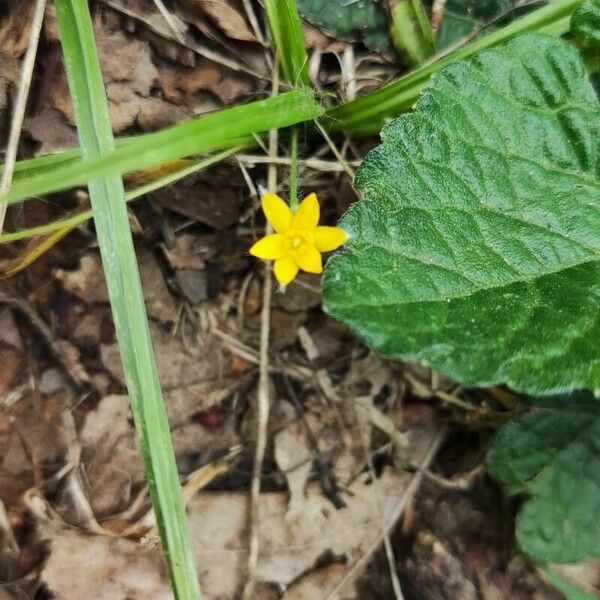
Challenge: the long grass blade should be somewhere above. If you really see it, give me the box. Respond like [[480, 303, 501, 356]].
[[54, 1, 201, 597], [264, 0, 310, 86], [1, 88, 321, 205], [0, 148, 242, 245], [328, 0, 583, 134]]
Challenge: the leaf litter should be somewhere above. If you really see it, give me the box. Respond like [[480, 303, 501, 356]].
[[1, 1, 597, 599]]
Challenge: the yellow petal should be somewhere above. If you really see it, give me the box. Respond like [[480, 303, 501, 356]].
[[296, 245, 323, 274], [292, 193, 320, 231], [314, 226, 348, 252], [274, 256, 299, 285], [249, 234, 287, 259], [261, 193, 293, 233]]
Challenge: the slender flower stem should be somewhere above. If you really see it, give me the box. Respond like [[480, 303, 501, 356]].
[[289, 127, 299, 211]]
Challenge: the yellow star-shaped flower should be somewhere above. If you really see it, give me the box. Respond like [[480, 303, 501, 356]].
[[249, 192, 348, 286]]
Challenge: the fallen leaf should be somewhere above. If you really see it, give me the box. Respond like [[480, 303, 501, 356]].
[[24, 108, 78, 154], [54, 250, 178, 324], [80, 395, 144, 517], [0, 0, 35, 57], [183, 0, 257, 42], [41, 529, 172, 600]]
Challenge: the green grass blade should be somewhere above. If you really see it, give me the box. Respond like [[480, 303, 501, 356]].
[[265, 0, 310, 86], [0, 147, 242, 244], [328, 0, 583, 134], [54, 1, 201, 598], [1, 88, 321, 205]]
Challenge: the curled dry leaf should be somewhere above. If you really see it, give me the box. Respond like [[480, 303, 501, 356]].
[[80, 395, 145, 518]]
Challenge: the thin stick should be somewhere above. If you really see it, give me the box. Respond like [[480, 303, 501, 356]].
[[151, 0, 186, 43], [0, 0, 47, 235], [314, 120, 355, 180], [242, 56, 279, 600], [237, 153, 360, 172], [323, 428, 447, 600], [241, 0, 268, 47]]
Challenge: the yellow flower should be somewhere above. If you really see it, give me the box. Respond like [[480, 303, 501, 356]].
[[249, 192, 348, 286]]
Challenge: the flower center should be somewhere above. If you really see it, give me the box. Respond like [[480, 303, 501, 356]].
[[286, 231, 312, 254]]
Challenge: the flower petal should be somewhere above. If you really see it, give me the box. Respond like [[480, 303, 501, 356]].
[[292, 193, 320, 232], [314, 226, 348, 252], [274, 256, 299, 285], [249, 234, 287, 259], [261, 193, 293, 233], [296, 245, 323, 274]]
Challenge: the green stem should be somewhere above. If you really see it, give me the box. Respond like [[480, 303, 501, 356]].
[[289, 127, 299, 211], [389, 0, 436, 66]]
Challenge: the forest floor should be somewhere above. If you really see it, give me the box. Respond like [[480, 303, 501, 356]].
[[0, 1, 593, 598]]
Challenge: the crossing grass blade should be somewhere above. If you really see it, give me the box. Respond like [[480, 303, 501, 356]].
[[264, 0, 310, 86], [54, 1, 201, 597], [327, 0, 583, 134], [0, 88, 321, 206], [0, 147, 242, 245]]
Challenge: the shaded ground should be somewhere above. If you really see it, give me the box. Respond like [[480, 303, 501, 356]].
[[0, 1, 593, 598]]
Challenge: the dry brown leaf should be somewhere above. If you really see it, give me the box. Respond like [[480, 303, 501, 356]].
[[283, 563, 356, 599], [183, 0, 257, 42], [80, 395, 145, 517], [54, 250, 178, 324], [158, 61, 254, 107], [41, 529, 172, 600], [0, 393, 72, 508], [24, 108, 78, 154], [36, 419, 439, 599], [0, 1, 35, 57], [0, 52, 20, 114], [47, 25, 189, 133]]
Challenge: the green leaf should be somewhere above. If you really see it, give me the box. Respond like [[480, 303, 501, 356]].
[[323, 33, 600, 395], [487, 394, 600, 563], [295, 0, 391, 51], [572, 0, 600, 45], [266, 0, 310, 86]]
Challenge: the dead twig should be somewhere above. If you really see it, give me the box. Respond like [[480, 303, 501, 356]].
[[151, 0, 186, 43], [99, 0, 268, 80], [280, 373, 346, 509], [0, 291, 90, 390], [237, 153, 361, 172], [323, 427, 447, 600], [0, 0, 47, 235], [314, 120, 355, 180], [242, 56, 279, 600]]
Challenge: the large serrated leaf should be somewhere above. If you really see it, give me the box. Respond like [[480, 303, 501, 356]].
[[571, 0, 600, 45], [323, 33, 600, 395], [487, 394, 600, 563]]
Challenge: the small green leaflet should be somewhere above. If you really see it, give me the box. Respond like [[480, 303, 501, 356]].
[[295, 0, 390, 51], [571, 0, 600, 45], [487, 394, 600, 563], [323, 33, 600, 395]]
